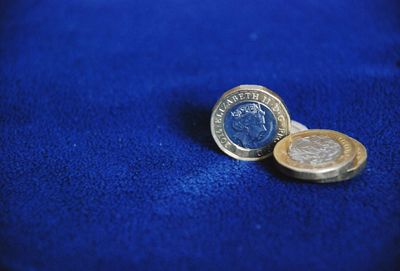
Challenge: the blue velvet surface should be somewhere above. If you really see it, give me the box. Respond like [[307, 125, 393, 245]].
[[1, 0, 399, 270]]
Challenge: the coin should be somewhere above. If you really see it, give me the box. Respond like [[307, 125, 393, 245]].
[[210, 85, 291, 161], [320, 138, 367, 183], [290, 120, 308, 134], [343, 138, 367, 178], [273, 129, 357, 180]]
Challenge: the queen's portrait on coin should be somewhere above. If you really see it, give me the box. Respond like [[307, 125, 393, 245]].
[[225, 102, 276, 149]]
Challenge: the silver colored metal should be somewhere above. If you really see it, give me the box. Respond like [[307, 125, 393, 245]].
[[210, 85, 291, 161], [273, 129, 357, 181], [290, 120, 308, 134], [288, 135, 342, 165]]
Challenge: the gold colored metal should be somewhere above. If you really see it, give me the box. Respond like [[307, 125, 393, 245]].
[[320, 138, 367, 183], [273, 129, 357, 181]]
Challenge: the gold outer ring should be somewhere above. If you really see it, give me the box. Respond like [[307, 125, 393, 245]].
[[273, 129, 357, 180], [210, 85, 291, 161], [319, 138, 367, 183]]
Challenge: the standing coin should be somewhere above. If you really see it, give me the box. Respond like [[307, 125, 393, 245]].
[[290, 120, 308, 134], [273, 129, 356, 180], [210, 85, 291, 161]]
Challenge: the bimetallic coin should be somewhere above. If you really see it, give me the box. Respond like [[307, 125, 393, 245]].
[[321, 138, 367, 183], [290, 120, 308, 134], [210, 85, 291, 161], [273, 129, 356, 180]]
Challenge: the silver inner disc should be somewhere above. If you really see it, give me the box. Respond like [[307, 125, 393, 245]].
[[288, 135, 342, 165]]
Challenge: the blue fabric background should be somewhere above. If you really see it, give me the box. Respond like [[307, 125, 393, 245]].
[[1, 0, 399, 270]]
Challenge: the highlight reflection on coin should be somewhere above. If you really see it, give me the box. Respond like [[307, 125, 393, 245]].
[[273, 129, 356, 180], [210, 85, 291, 161], [290, 120, 308, 134]]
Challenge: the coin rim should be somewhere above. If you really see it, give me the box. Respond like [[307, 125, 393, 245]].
[[210, 85, 291, 161], [316, 138, 367, 183], [273, 129, 357, 180]]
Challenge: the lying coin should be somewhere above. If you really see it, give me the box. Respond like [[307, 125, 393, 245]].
[[210, 85, 291, 161], [320, 138, 367, 183], [290, 120, 308, 134], [273, 129, 357, 180]]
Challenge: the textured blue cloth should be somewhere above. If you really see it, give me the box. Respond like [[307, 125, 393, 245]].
[[1, 0, 399, 270]]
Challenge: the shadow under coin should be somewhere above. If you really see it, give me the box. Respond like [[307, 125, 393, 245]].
[[178, 105, 220, 152], [261, 157, 310, 184]]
